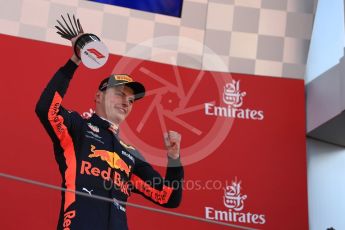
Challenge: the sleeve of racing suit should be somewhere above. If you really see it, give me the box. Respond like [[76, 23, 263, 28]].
[[131, 153, 184, 208], [35, 59, 82, 146]]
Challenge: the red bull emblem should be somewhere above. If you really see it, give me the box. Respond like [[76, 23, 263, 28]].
[[88, 145, 131, 177]]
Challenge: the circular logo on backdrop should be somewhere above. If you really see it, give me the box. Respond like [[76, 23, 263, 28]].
[[108, 36, 234, 166]]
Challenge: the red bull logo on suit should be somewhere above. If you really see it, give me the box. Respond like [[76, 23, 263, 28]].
[[88, 145, 132, 177], [79, 145, 133, 196]]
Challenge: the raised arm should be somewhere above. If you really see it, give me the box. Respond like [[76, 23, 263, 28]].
[[130, 131, 184, 208], [35, 36, 82, 146]]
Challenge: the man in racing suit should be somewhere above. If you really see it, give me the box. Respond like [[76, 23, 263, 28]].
[[35, 41, 183, 229]]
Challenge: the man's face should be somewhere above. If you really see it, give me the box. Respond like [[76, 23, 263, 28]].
[[101, 85, 135, 125]]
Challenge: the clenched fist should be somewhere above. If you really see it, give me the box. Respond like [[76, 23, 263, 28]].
[[70, 33, 84, 65], [164, 131, 181, 159]]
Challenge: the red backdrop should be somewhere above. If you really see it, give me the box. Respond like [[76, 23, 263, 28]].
[[0, 34, 308, 229]]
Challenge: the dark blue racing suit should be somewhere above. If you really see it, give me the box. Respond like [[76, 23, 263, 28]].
[[35, 59, 184, 230]]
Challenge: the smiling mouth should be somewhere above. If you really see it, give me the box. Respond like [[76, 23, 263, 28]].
[[116, 107, 127, 114]]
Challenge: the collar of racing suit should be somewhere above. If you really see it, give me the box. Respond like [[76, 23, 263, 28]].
[[89, 113, 119, 135]]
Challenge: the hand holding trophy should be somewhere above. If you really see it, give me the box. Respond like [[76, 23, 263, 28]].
[[55, 14, 109, 69]]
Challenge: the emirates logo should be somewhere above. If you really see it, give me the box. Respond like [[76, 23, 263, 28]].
[[205, 178, 266, 225], [223, 179, 247, 211], [223, 80, 246, 108]]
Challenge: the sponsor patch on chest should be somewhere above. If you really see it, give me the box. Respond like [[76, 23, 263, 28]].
[[87, 123, 100, 133]]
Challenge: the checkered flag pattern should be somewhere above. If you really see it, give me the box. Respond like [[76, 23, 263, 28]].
[[0, 0, 316, 78]]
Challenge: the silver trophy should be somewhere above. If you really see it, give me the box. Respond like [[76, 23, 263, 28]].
[[55, 14, 109, 69]]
